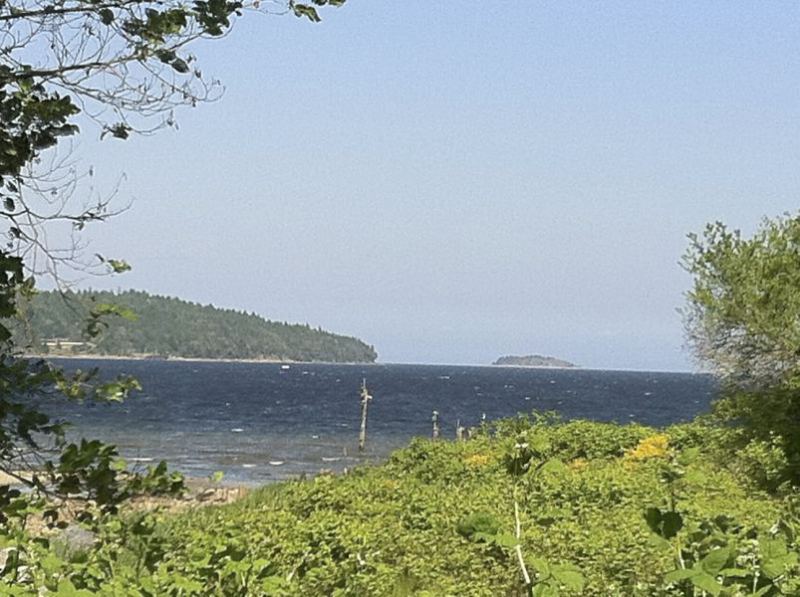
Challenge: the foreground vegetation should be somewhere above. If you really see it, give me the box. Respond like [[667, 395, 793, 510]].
[[16, 290, 377, 363], [3, 214, 799, 595], [4, 414, 800, 596], [1, 0, 797, 592]]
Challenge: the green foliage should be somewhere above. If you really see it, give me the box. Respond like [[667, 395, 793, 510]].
[[456, 511, 502, 542], [684, 214, 800, 487], [529, 559, 585, 596], [684, 215, 800, 388], [16, 289, 378, 363], [643, 446, 800, 596], [3, 416, 795, 595]]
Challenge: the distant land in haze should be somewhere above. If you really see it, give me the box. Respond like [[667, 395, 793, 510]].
[[492, 355, 577, 368], [16, 290, 378, 363]]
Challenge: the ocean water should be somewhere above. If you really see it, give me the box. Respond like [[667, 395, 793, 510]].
[[37, 359, 716, 483]]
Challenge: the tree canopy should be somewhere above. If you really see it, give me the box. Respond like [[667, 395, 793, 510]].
[[683, 213, 800, 484], [18, 288, 378, 362], [684, 214, 800, 389]]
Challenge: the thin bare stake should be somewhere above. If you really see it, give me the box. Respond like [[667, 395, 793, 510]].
[[358, 379, 372, 452], [514, 499, 532, 588]]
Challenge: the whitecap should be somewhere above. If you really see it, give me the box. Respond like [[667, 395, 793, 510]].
[[231, 428, 244, 433], [242, 464, 256, 468]]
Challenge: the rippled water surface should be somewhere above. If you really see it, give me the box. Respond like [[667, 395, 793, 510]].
[[40, 360, 716, 483]]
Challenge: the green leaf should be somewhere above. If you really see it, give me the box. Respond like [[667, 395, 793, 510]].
[[171, 58, 190, 73], [762, 557, 790, 580], [700, 546, 731, 576], [689, 572, 723, 596], [171, 575, 204, 592], [472, 531, 495, 543], [664, 568, 697, 583], [661, 512, 683, 539], [644, 507, 662, 534], [291, 2, 321, 21], [55, 579, 96, 596], [677, 447, 700, 465], [106, 259, 132, 273], [759, 537, 788, 559], [493, 533, 518, 549], [719, 567, 751, 578], [550, 563, 584, 592], [684, 469, 709, 484], [530, 557, 550, 578], [531, 583, 560, 597], [261, 576, 285, 593], [539, 458, 567, 475], [529, 435, 551, 455], [99, 8, 115, 24], [760, 536, 795, 579]]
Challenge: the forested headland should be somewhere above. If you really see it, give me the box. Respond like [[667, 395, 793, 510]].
[[16, 289, 378, 363]]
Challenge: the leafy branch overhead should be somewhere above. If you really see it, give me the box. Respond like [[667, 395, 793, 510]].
[[0, 0, 344, 277]]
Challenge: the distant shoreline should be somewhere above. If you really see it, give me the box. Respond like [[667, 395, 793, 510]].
[[24, 353, 376, 365], [22, 354, 699, 374]]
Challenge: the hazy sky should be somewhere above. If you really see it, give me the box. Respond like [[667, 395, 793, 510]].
[[57, 3, 799, 371]]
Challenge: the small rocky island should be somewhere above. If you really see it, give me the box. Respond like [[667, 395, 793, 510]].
[[492, 354, 577, 368]]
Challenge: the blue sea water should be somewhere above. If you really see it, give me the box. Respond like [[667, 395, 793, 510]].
[[39, 360, 716, 483]]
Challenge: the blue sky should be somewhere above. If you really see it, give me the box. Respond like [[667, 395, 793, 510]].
[[64, 2, 799, 370]]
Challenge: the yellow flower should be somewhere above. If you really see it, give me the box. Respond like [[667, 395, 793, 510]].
[[464, 453, 491, 468], [625, 434, 669, 461], [568, 457, 588, 471]]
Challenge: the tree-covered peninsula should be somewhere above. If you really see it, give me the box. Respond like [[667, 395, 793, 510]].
[[17, 290, 377, 363]]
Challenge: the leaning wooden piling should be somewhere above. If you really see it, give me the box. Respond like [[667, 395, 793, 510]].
[[358, 379, 372, 452]]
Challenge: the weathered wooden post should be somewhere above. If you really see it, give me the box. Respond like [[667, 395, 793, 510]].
[[432, 410, 440, 439], [456, 418, 465, 441], [358, 379, 372, 452]]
